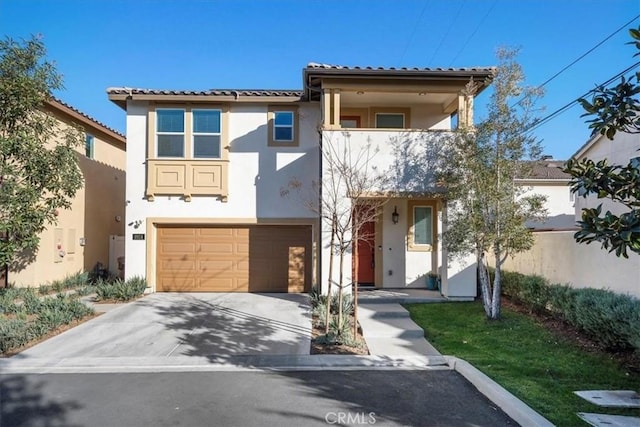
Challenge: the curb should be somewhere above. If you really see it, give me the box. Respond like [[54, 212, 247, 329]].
[[0, 354, 451, 375], [445, 356, 554, 427]]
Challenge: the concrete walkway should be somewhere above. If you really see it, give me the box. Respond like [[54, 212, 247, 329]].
[[356, 292, 555, 427]]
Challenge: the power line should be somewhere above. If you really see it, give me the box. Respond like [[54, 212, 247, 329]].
[[513, 13, 640, 107], [448, 0, 496, 66], [428, 0, 466, 65], [398, 1, 430, 65], [525, 60, 640, 134]]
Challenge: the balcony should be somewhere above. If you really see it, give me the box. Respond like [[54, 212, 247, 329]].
[[321, 129, 451, 195], [146, 159, 229, 202]]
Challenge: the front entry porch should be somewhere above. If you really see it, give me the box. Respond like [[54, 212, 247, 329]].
[[352, 197, 445, 290]]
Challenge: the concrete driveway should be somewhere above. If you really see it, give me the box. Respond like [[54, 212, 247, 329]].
[[11, 293, 312, 362]]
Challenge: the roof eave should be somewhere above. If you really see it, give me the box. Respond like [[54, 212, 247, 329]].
[[107, 92, 303, 108], [46, 98, 125, 144]]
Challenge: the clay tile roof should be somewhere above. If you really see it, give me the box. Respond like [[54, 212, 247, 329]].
[[47, 97, 125, 140], [305, 62, 496, 73], [518, 160, 571, 180], [106, 87, 303, 97]]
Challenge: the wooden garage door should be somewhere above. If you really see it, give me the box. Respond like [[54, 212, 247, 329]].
[[156, 225, 312, 292]]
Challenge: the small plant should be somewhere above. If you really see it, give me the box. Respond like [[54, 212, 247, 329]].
[[94, 276, 147, 302], [309, 286, 327, 308], [51, 280, 65, 293], [0, 318, 32, 353], [38, 284, 52, 295]]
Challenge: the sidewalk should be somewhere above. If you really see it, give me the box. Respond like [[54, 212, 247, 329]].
[[355, 296, 554, 427]]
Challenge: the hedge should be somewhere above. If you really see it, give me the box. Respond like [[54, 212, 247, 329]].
[[499, 270, 640, 353]]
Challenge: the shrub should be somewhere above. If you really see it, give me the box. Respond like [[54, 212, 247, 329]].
[[21, 289, 42, 314], [309, 286, 326, 308], [316, 314, 355, 345], [75, 285, 94, 297], [572, 288, 640, 352], [95, 276, 147, 302], [0, 318, 32, 353], [501, 269, 640, 353], [308, 288, 354, 316]]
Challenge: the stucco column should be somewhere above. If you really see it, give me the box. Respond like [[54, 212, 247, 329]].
[[332, 89, 341, 128], [440, 199, 449, 295]]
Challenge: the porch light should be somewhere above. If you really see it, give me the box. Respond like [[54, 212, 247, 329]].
[[392, 206, 399, 224]]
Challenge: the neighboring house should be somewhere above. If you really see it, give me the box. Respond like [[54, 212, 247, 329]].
[[501, 132, 640, 298], [516, 159, 574, 231], [107, 63, 495, 298], [9, 98, 126, 287]]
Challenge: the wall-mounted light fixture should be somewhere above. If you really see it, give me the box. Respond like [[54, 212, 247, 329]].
[[392, 206, 399, 224]]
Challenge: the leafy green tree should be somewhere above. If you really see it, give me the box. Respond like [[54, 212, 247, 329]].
[[443, 49, 547, 320], [0, 36, 83, 283], [564, 26, 640, 258]]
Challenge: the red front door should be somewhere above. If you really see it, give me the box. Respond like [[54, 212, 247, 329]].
[[355, 220, 376, 284]]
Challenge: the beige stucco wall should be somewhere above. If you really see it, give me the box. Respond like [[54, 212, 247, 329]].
[[501, 231, 640, 298], [9, 108, 126, 287]]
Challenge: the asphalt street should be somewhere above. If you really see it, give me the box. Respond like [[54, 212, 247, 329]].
[[1, 369, 517, 427]]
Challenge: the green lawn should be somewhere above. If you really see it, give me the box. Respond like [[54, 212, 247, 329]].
[[405, 301, 640, 427]]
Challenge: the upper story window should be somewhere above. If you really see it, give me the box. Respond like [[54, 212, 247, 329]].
[[85, 134, 94, 158], [193, 109, 221, 158], [340, 115, 361, 128], [375, 113, 405, 129], [156, 109, 185, 157], [274, 111, 294, 141], [268, 106, 299, 146]]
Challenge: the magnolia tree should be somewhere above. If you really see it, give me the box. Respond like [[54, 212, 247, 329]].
[[442, 49, 547, 320], [563, 26, 640, 258], [0, 36, 83, 286], [283, 131, 386, 340]]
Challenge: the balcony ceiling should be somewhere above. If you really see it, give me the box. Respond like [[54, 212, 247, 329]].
[[340, 90, 455, 107]]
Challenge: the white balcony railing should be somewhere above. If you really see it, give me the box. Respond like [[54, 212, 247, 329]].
[[322, 129, 452, 195]]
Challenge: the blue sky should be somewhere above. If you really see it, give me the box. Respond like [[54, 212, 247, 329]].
[[1, 0, 638, 159]]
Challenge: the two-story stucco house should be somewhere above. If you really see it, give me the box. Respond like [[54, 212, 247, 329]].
[[107, 63, 495, 298], [516, 158, 574, 231], [9, 98, 126, 287]]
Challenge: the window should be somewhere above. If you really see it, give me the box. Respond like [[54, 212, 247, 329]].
[[375, 113, 405, 129], [340, 115, 361, 128], [274, 111, 294, 142], [408, 200, 436, 251], [268, 107, 298, 146], [413, 206, 432, 245], [85, 134, 94, 158], [193, 109, 221, 158], [156, 109, 185, 157]]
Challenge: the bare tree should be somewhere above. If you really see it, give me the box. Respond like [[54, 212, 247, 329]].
[[283, 131, 386, 340]]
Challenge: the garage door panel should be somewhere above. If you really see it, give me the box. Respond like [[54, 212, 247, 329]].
[[160, 242, 197, 254], [159, 259, 197, 271], [160, 228, 197, 238], [157, 276, 197, 292], [157, 224, 311, 292], [199, 242, 235, 253]]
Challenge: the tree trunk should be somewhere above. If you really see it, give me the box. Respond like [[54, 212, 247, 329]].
[[478, 252, 492, 318], [353, 224, 358, 339], [325, 214, 336, 334], [0, 264, 7, 288], [490, 251, 502, 320], [338, 248, 344, 331]]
